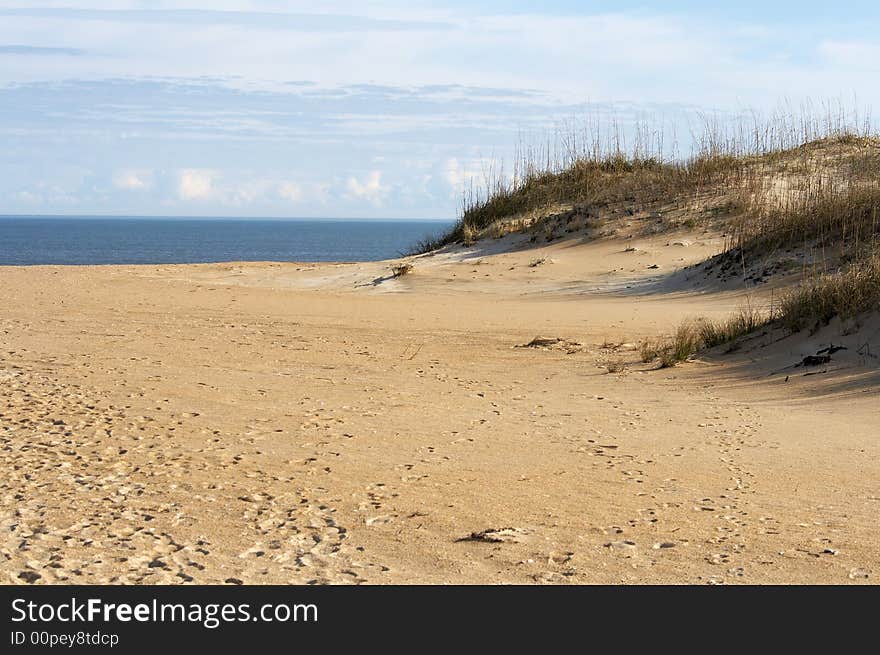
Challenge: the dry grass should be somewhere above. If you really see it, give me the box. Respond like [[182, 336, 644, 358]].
[[418, 105, 877, 253], [642, 307, 772, 367], [643, 255, 880, 365], [640, 255, 880, 366], [660, 321, 705, 367], [779, 253, 880, 332], [414, 103, 880, 355], [698, 305, 768, 348], [640, 339, 665, 363], [640, 323, 702, 367], [407, 234, 446, 256], [605, 359, 627, 374], [730, 180, 880, 256]]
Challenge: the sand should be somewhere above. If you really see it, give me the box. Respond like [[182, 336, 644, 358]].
[[1, 228, 878, 584]]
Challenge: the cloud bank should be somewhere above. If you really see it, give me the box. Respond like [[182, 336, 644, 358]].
[[0, 1, 877, 217]]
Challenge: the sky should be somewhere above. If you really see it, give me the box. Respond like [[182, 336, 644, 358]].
[[1, 1, 879, 218]]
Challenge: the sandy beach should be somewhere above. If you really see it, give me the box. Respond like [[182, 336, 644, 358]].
[[2, 223, 878, 585]]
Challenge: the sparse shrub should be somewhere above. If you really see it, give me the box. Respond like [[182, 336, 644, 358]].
[[461, 222, 478, 246], [640, 339, 663, 363], [606, 359, 627, 374]]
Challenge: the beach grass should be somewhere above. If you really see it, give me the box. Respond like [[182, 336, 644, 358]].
[[418, 102, 880, 359], [641, 253, 880, 367], [778, 253, 880, 332], [420, 104, 878, 252]]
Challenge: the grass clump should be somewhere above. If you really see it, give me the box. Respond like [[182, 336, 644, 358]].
[[407, 234, 446, 256], [640, 322, 706, 368], [640, 339, 664, 363], [660, 321, 705, 367], [642, 258, 880, 367], [605, 359, 627, 374], [642, 308, 773, 368], [778, 254, 880, 332], [698, 306, 768, 348]]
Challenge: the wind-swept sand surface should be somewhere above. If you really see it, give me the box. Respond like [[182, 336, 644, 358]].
[[2, 230, 878, 584]]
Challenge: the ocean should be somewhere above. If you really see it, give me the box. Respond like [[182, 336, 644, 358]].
[[0, 216, 454, 266]]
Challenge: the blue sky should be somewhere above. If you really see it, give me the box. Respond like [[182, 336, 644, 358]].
[[1, 1, 878, 218]]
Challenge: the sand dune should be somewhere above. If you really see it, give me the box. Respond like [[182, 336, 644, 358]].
[[1, 228, 878, 584]]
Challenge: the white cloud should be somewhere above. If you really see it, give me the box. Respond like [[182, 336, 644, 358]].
[[277, 181, 302, 202], [3, 6, 877, 109], [177, 168, 214, 200], [173, 170, 311, 207], [438, 156, 505, 193], [14, 190, 41, 204], [113, 169, 152, 190], [227, 179, 273, 205], [442, 157, 477, 191], [818, 40, 880, 69], [345, 170, 386, 204], [3, 4, 879, 219]]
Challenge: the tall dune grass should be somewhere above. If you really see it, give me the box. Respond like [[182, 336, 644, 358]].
[[722, 125, 880, 255], [419, 101, 880, 359], [423, 103, 877, 250]]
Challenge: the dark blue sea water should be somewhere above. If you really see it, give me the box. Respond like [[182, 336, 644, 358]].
[[0, 217, 453, 265]]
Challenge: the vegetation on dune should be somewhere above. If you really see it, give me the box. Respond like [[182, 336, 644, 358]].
[[640, 307, 771, 368], [642, 256, 880, 368], [413, 103, 880, 362], [730, 169, 880, 256], [440, 134, 880, 251], [422, 106, 879, 251], [778, 254, 880, 333]]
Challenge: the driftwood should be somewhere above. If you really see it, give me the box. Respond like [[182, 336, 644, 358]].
[[390, 263, 413, 277], [799, 354, 832, 367]]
